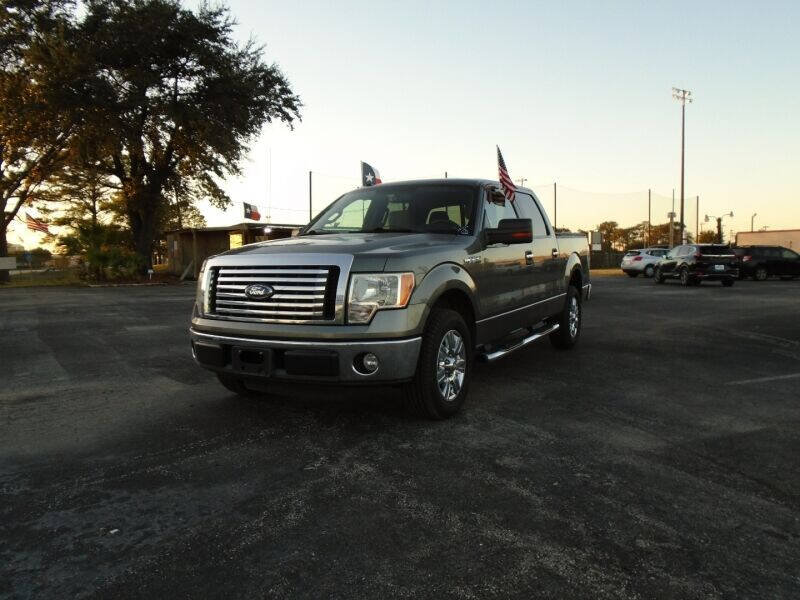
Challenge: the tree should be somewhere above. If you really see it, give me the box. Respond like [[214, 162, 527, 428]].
[[35, 162, 117, 228], [596, 221, 619, 252], [0, 0, 77, 282], [71, 0, 301, 271], [697, 229, 717, 243]]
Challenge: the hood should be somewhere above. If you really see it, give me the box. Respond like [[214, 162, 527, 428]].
[[221, 232, 466, 258]]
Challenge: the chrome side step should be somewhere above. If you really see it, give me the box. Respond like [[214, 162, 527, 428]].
[[478, 323, 560, 363]]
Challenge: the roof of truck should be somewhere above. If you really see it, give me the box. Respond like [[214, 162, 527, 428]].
[[352, 178, 535, 195]]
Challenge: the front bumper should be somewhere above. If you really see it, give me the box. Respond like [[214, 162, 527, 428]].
[[190, 328, 422, 384]]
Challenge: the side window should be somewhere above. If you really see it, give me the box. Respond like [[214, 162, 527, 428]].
[[513, 192, 550, 236], [670, 246, 683, 258], [782, 249, 798, 260], [483, 195, 518, 229]]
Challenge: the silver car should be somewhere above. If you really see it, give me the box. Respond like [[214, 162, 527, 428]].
[[621, 247, 668, 278]]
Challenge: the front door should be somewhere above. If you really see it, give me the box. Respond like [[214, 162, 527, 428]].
[[468, 189, 532, 336]]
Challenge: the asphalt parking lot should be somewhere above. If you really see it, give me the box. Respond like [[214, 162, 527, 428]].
[[2, 276, 799, 599]]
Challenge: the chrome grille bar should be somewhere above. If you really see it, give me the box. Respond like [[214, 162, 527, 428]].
[[209, 264, 337, 324]]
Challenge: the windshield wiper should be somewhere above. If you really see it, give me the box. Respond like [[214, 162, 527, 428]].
[[361, 227, 418, 233]]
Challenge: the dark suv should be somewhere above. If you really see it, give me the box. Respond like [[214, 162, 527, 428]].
[[654, 244, 739, 286], [732, 245, 800, 281]]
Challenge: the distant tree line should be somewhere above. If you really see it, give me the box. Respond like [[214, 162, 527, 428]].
[[1, 0, 300, 281], [593, 220, 711, 252]]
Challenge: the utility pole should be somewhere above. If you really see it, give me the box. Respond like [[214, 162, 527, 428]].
[[751, 213, 757, 232], [308, 171, 313, 222], [647, 189, 651, 246], [553, 182, 557, 229], [673, 87, 692, 243], [444, 171, 448, 179], [696, 195, 699, 243]]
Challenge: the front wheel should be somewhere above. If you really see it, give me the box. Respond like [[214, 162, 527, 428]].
[[550, 285, 581, 350], [644, 264, 655, 278], [654, 267, 665, 284], [754, 267, 768, 281], [402, 308, 472, 420], [680, 267, 691, 287]]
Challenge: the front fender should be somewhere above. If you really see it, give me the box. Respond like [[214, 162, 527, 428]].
[[409, 261, 478, 325]]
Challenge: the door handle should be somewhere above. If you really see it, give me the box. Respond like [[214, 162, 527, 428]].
[[551, 248, 559, 258], [525, 250, 533, 265]]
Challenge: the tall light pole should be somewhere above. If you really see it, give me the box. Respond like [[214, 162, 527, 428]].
[[673, 87, 692, 243], [751, 213, 757, 232], [705, 211, 734, 244]]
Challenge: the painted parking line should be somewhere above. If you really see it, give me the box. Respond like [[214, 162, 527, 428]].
[[727, 373, 800, 385]]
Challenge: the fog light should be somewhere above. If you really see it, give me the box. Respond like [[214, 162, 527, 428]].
[[354, 352, 380, 375], [362, 353, 379, 373]]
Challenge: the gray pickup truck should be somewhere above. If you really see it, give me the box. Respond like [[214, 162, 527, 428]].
[[191, 179, 590, 419]]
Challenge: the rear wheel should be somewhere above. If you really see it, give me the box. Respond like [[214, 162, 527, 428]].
[[626, 272, 638, 278], [550, 285, 581, 350], [722, 278, 735, 287], [754, 267, 768, 281], [644, 264, 655, 278], [402, 308, 472, 420]]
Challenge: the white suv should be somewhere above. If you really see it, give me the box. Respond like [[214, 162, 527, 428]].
[[621, 247, 668, 278]]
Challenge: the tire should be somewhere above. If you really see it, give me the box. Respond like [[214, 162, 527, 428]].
[[550, 285, 581, 350], [217, 373, 257, 396], [644, 264, 655, 278], [626, 272, 638, 278], [722, 278, 735, 287], [680, 267, 691, 287], [754, 267, 768, 281], [654, 267, 665, 284], [402, 308, 472, 420]]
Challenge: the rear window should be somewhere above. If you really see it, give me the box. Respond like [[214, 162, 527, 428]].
[[700, 245, 734, 256], [624, 251, 641, 256]]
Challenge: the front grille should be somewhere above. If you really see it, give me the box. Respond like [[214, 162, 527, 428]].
[[209, 265, 339, 323]]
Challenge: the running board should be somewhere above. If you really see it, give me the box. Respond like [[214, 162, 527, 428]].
[[478, 323, 560, 363]]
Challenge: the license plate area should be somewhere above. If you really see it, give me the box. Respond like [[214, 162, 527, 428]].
[[714, 264, 725, 271], [231, 346, 273, 375]]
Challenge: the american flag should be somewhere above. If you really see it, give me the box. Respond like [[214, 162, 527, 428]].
[[497, 146, 516, 202], [25, 212, 51, 235]]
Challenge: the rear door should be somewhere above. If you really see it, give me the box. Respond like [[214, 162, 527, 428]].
[[514, 191, 560, 293], [781, 247, 800, 276]]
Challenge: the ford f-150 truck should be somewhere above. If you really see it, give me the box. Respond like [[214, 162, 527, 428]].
[[191, 179, 590, 419]]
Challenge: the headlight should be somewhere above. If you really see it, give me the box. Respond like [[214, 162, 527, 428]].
[[196, 260, 211, 315], [347, 272, 415, 324]]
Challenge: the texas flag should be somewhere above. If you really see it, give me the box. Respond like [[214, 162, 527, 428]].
[[243, 202, 261, 221], [361, 161, 382, 187]]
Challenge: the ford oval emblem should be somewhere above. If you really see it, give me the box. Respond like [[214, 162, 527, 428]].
[[244, 283, 275, 300]]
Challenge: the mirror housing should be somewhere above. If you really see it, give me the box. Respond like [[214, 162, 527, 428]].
[[485, 218, 533, 245]]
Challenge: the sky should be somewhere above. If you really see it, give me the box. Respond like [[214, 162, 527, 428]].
[[10, 0, 800, 248]]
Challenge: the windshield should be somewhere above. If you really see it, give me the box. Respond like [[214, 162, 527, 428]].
[[304, 184, 478, 235]]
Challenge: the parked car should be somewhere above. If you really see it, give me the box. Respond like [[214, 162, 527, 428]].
[[654, 244, 739, 286], [732, 245, 800, 281], [190, 179, 591, 419], [620, 247, 668, 278]]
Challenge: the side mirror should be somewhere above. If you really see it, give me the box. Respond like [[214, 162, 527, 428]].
[[485, 218, 533, 245]]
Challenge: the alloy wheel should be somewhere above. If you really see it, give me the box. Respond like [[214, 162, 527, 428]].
[[568, 296, 580, 338], [436, 330, 466, 402]]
